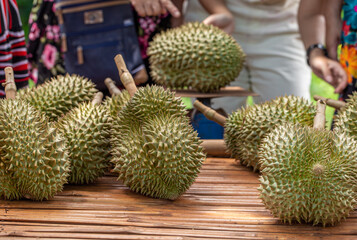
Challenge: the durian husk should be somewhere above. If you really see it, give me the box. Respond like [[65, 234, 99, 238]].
[[225, 95, 316, 171], [148, 22, 245, 93], [258, 101, 357, 226], [0, 67, 70, 200], [333, 92, 357, 140], [17, 74, 98, 121], [55, 93, 112, 184], [110, 54, 206, 200]]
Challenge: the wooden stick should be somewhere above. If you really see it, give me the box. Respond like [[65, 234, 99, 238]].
[[92, 92, 103, 105], [104, 78, 121, 96], [200, 139, 230, 157], [114, 54, 137, 97], [313, 100, 326, 130], [3, 67, 16, 99], [313, 95, 345, 110], [193, 100, 226, 126]]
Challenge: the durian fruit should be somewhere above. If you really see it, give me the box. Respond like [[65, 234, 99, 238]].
[[17, 74, 98, 121], [194, 96, 316, 171], [0, 67, 70, 200], [148, 22, 245, 93], [103, 78, 131, 117], [328, 93, 356, 139], [110, 55, 206, 200], [258, 100, 357, 226], [55, 92, 112, 184]]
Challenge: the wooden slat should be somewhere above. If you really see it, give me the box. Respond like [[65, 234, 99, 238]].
[[173, 86, 258, 98], [0, 158, 356, 239]]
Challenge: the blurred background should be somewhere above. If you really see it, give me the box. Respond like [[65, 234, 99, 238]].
[[17, 1, 338, 127]]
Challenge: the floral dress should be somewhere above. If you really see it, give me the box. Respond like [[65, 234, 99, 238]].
[[339, 0, 357, 100], [28, 0, 65, 85], [28, 0, 171, 86], [133, 11, 171, 85]]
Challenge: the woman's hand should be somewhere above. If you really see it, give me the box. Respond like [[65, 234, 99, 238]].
[[309, 49, 348, 93], [203, 13, 235, 34], [131, 0, 180, 18]]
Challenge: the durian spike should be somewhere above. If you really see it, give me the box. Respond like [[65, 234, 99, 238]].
[[313, 95, 345, 110], [3, 67, 16, 99], [114, 54, 137, 97], [92, 92, 103, 105], [313, 100, 326, 130], [194, 100, 226, 126], [104, 78, 121, 96]]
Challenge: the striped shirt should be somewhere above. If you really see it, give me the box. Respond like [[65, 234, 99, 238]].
[[0, 0, 29, 96]]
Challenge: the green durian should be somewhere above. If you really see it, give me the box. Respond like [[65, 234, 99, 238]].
[[258, 101, 357, 226], [334, 92, 357, 139], [148, 22, 245, 92], [104, 90, 131, 118], [56, 93, 112, 184], [103, 78, 131, 118], [225, 96, 316, 171], [0, 99, 70, 200], [111, 85, 205, 200], [17, 74, 98, 121]]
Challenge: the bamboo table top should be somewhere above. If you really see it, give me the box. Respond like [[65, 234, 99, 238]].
[[173, 86, 259, 98], [1, 158, 356, 239]]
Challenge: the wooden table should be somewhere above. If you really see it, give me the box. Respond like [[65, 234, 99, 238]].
[[1, 158, 356, 239]]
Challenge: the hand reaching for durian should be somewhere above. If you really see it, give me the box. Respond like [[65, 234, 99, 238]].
[[203, 13, 235, 34], [131, 0, 180, 17], [309, 49, 348, 94]]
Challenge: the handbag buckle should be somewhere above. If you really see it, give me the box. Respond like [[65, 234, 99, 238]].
[[84, 10, 104, 24]]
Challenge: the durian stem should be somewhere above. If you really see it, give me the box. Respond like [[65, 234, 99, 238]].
[[200, 139, 230, 157], [313, 95, 345, 110], [312, 163, 325, 176], [3, 67, 16, 99], [104, 78, 121, 96], [92, 92, 103, 105], [114, 54, 137, 98], [194, 100, 226, 126], [313, 100, 326, 130]]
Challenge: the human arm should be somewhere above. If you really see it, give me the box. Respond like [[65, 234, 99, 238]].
[[298, 0, 347, 93], [324, 0, 343, 60], [198, 0, 234, 34], [131, 0, 180, 18]]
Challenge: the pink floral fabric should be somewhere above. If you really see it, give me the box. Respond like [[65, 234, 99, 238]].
[[28, 0, 65, 84], [135, 12, 170, 59]]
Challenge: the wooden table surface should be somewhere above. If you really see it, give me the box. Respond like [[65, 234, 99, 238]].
[[1, 158, 356, 239]]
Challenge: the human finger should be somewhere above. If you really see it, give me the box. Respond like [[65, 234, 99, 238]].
[[160, 0, 180, 18], [150, 1, 162, 16], [132, 1, 146, 17], [330, 63, 348, 93], [143, 2, 154, 16]]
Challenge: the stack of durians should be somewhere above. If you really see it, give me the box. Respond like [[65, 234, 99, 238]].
[[194, 94, 357, 226], [0, 55, 207, 201]]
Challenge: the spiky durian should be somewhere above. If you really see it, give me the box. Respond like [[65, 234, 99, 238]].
[[258, 113, 357, 226], [225, 96, 316, 171], [148, 22, 245, 92], [104, 90, 131, 117], [55, 93, 111, 184], [0, 99, 70, 200], [334, 92, 357, 139], [111, 85, 205, 200], [17, 74, 98, 121]]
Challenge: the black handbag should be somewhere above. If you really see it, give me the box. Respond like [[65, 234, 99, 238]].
[[55, 0, 145, 91]]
